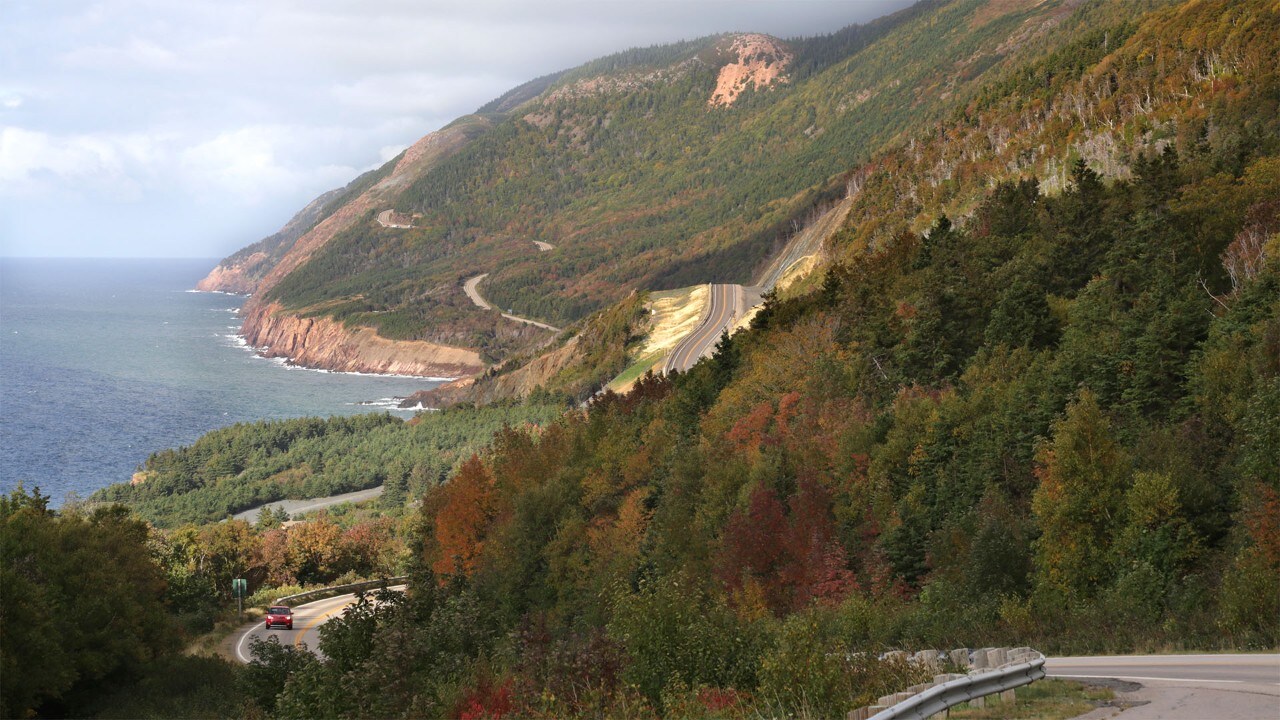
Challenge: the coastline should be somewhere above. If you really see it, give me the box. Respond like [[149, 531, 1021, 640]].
[[225, 331, 458, 383], [194, 281, 481, 379], [238, 300, 485, 380]]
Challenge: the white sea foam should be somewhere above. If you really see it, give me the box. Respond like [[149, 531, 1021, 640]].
[[186, 289, 244, 297], [347, 398, 437, 413], [220, 331, 455, 382]]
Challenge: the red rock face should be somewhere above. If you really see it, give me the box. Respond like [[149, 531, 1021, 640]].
[[709, 34, 792, 107], [241, 302, 485, 379], [201, 119, 491, 378], [195, 252, 268, 294]]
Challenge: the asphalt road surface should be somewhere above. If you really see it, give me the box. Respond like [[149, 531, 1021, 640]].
[[1047, 653, 1280, 719], [660, 200, 848, 376], [375, 209, 412, 229], [233, 586, 406, 663], [230, 486, 385, 523], [462, 273, 561, 332], [663, 283, 743, 374]]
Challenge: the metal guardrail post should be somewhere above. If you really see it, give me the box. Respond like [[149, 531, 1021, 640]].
[[864, 650, 1046, 720]]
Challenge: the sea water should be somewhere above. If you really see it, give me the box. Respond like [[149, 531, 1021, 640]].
[[0, 258, 445, 505]]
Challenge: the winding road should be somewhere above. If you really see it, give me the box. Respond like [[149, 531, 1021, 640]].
[[1047, 653, 1279, 719], [233, 586, 406, 663], [463, 273, 561, 332], [659, 200, 851, 375], [376, 209, 413, 229], [227, 592, 1278, 720], [662, 283, 744, 373], [230, 486, 385, 523]]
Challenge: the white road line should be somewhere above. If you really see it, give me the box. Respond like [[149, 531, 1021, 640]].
[[1050, 674, 1258, 684], [236, 620, 262, 664]]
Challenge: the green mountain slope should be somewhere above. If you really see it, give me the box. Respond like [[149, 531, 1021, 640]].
[[256, 0, 1163, 356], [62, 2, 1278, 717]]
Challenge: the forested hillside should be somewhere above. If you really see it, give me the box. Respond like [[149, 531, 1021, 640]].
[[9, 1, 1278, 718], [259, 0, 1163, 347], [244, 1, 1279, 715], [92, 402, 565, 527]]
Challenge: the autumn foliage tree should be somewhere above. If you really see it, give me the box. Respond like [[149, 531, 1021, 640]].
[[430, 455, 499, 579], [1032, 390, 1131, 602]]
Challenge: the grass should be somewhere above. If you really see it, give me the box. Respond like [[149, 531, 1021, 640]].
[[605, 284, 707, 393], [607, 349, 666, 392], [185, 608, 266, 659], [945, 679, 1114, 720]]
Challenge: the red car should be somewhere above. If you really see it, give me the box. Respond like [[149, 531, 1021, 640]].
[[265, 606, 293, 630]]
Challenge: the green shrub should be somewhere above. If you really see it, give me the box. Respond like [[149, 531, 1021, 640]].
[[755, 607, 931, 718], [608, 573, 764, 708]]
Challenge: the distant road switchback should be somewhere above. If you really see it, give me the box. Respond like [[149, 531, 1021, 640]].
[[376, 209, 413, 229], [463, 273, 561, 332]]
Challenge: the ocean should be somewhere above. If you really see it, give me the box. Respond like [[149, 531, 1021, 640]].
[[0, 258, 446, 505]]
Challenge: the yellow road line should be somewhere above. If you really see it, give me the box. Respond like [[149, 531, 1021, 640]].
[[293, 597, 352, 648]]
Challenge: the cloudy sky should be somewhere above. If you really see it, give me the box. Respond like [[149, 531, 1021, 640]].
[[1, 0, 911, 258]]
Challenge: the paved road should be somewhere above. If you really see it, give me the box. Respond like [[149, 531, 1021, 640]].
[[462, 273, 561, 332], [663, 283, 743, 373], [752, 197, 852, 291], [376, 209, 412, 229], [233, 586, 406, 663], [231, 486, 385, 523], [659, 200, 849, 375], [1048, 654, 1280, 719]]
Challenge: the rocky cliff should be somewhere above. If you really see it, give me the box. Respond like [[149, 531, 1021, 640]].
[[242, 302, 484, 378], [204, 117, 492, 377], [196, 188, 344, 293], [709, 34, 792, 107]]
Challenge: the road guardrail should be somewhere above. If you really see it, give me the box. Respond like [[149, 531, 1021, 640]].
[[850, 647, 1046, 720], [273, 575, 408, 607]]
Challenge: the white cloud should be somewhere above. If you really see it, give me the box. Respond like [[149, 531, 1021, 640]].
[[3, 0, 913, 256], [330, 72, 507, 115], [60, 37, 185, 72], [177, 125, 358, 203], [0, 126, 152, 200], [378, 144, 408, 162], [0, 124, 363, 208]]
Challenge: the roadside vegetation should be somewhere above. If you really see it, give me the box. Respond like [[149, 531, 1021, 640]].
[[946, 679, 1115, 720], [3, 1, 1277, 718]]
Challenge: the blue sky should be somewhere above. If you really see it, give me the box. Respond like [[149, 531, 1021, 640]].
[[1, 0, 910, 259]]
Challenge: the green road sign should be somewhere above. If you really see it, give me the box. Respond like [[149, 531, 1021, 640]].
[[233, 578, 247, 597]]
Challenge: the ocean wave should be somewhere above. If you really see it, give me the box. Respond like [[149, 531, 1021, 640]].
[[185, 289, 244, 297], [349, 398, 437, 413], [306, 367, 456, 381], [221, 334, 257, 352]]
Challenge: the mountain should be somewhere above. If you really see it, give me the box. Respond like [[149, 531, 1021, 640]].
[[45, 1, 1278, 716], [195, 187, 343, 294], [204, 0, 1165, 379]]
